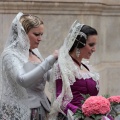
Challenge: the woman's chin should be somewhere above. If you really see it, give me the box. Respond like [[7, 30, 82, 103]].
[[31, 46, 38, 49], [84, 56, 90, 59]]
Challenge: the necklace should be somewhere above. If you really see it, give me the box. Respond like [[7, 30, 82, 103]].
[[70, 56, 82, 69], [71, 57, 80, 66], [29, 49, 40, 59]]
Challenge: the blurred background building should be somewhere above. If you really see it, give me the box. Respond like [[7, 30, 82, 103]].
[[0, 0, 120, 98]]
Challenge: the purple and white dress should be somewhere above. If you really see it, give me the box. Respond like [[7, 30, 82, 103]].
[[55, 59, 113, 120]]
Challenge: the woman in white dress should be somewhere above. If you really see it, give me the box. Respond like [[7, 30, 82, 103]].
[[0, 12, 58, 120]]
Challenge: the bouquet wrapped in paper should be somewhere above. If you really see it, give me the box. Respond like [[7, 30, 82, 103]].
[[74, 96, 111, 120], [107, 96, 120, 120]]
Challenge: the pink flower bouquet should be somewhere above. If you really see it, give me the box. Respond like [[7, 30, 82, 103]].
[[107, 96, 120, 119], [108, 96, 120, 104], [82, 96, 110, 116], [82, 96, 110, 119], [74, 96, 111, 120]]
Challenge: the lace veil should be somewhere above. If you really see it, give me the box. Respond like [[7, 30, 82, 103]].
[[49, 20, 85, 119], [0, 12, 31, 119]]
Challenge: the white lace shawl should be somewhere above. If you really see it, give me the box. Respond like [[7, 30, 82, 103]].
[[0, 12, 31, 120], [49, 20, 99, 120]]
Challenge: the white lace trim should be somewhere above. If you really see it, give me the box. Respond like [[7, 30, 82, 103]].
[[53, 60, 99, 88], [55, 62, 99, 79]]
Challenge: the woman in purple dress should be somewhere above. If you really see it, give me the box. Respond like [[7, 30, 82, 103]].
[[49, 20, 112, 120]]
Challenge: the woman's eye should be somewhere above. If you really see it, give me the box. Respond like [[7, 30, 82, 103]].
[[34, 33, 43, 36], [89, 43, 95, 47], [34, 33, 40, 36]]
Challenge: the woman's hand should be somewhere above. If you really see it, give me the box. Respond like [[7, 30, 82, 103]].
[[52, 50, 59, 59]]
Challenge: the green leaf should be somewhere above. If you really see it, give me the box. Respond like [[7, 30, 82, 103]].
[[91, 114, 96, 119], [80, 94, 90, 100], [102, 94, 110, 98], [73, 109, 85, 119], [95, 115, 102, 120]]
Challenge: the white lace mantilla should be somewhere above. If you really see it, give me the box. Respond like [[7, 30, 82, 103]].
[[0, 12, 30, 119]]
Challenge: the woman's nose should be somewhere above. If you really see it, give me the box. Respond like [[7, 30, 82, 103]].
[[37, 36, 42, 41], [92, 46, 96, 52]]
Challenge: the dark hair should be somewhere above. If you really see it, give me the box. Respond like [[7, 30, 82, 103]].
[[69, 25, 98, 52]]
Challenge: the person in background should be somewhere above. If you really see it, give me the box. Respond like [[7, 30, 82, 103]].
[[0, 12, 58, 120]]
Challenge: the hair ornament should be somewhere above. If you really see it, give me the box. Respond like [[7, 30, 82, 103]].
[[75, 39, 86, 46], [79, 31, 87, 40]]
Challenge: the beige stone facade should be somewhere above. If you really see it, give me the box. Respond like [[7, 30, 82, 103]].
[[0, 0, 120, 97]]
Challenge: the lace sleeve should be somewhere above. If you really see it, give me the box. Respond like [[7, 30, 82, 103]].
[[3, 53, 24, 83]]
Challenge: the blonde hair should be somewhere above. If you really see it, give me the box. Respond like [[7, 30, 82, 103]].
[[20, 14, 43, 33]]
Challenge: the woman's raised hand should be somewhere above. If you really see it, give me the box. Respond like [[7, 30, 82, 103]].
[[52, 50, 59, 59]]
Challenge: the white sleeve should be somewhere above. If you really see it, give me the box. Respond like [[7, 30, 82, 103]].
[[3, 54, 56, 88]]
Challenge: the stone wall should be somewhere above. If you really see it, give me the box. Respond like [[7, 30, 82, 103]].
[[0, 0, 120, 97]]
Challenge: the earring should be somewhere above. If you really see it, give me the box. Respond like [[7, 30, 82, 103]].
[[76, 48, 80, 57]]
